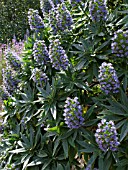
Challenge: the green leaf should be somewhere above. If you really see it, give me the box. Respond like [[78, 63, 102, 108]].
[[116, 15, 128, 26], [30, 127, 34, 147], [95, 39, 110, 52], [65, 83, 74, 92], [84, 119, 98, 127], [21, 134, 30, 146], [103, 115, 122, 121], [57, 154, 65, 160], [98, 156, 104, 170], [68, 136, 75, 148], [60, 129, 74, 139], [75, 59, 87, 70], [73, 44, 84, 52], [37, 150, 47, 158], [27, 157, 47, 167], [9, 148, 26, 153], [87, 152, 98, 165], [102, 105, 125, 116], [93, 62, 98, 78], [120, 121, 128, 142], [81, 128, 95, 142], [17, 141, 24, 148], [80, 38, 92, 50], [75, 81, 89, 91], [23, 155, 31, 170], [103, 152, 112, 170], [77, 140, 97, 153], [120, 89, 128, 106], [123, 74, 128, 91], [116, 119, 127, 129], [50, 103, 57, 120], [34, 128, 41, 147], [79, 147, 97, 153], [37, 87, 49, 98], [65, 162, 70, 170], [76, 140, 88, 148], [87, 65, 94, 83], [115, 159, 128, 167], [85, 104, 97, 119], [62, 139, 69, 158], [52, 139, 60, 156], [41, 159, 52, 170], [57, 163, 64, 170]]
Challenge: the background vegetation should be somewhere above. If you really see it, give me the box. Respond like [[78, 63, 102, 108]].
[[0, 0, 40, 43]]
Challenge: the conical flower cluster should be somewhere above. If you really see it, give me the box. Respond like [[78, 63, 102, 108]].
[[63, 97, 84, 129], [89, 0, 108, 22], [5, 49, 22, 71], [98, 62, 120, 95], [40, 0, 53, 15], [95, 119, 120, 152], [40, 0, 63, 15], [33, 40, 49, 66], [2, 68, 19, 97], [28, 9, 44, 32], [49, 39, 69, 70], [111, 29, 128, 59], [49, 3, 73, 34], [31, 68, 48, 87]]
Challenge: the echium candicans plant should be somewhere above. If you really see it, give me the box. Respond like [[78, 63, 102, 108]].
[[95, 119, 120, 152], [49, 2, 73, 34], [28, 8, 44, 32], [98, 62, 120, 95], [111, 29, 128, 60], [49, 39, 69, 70], [1, 0, 128, 169], [33, 40, 49, 66], [89, 0, 108, 22], [63, 97, 84, 128]]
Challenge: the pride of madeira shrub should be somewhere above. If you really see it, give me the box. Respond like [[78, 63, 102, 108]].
[[0, 0, 128, 169]]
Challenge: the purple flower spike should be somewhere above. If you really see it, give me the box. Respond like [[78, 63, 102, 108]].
[[2, 68, 20, 97], [28, 9, 44, 32], [33, 40, 49, 66], [49, 39, 69, 70], [95, 119, 120, 152], [98, 62, 120, 95], [5, 49, 22, 71], [89, 0, 108, 22], [63, 97, 84, 129], [49, 3, 73, 34], [111, 30, 128, 60], [40, 0, 63, 15]]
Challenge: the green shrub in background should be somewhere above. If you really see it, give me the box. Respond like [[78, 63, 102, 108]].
[[0, 0, 128, 169], [0, 0, 40, 43]]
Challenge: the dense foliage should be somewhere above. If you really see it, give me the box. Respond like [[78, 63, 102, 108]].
[[0, 0, 128, 169], [0, 0, 40, 43]]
